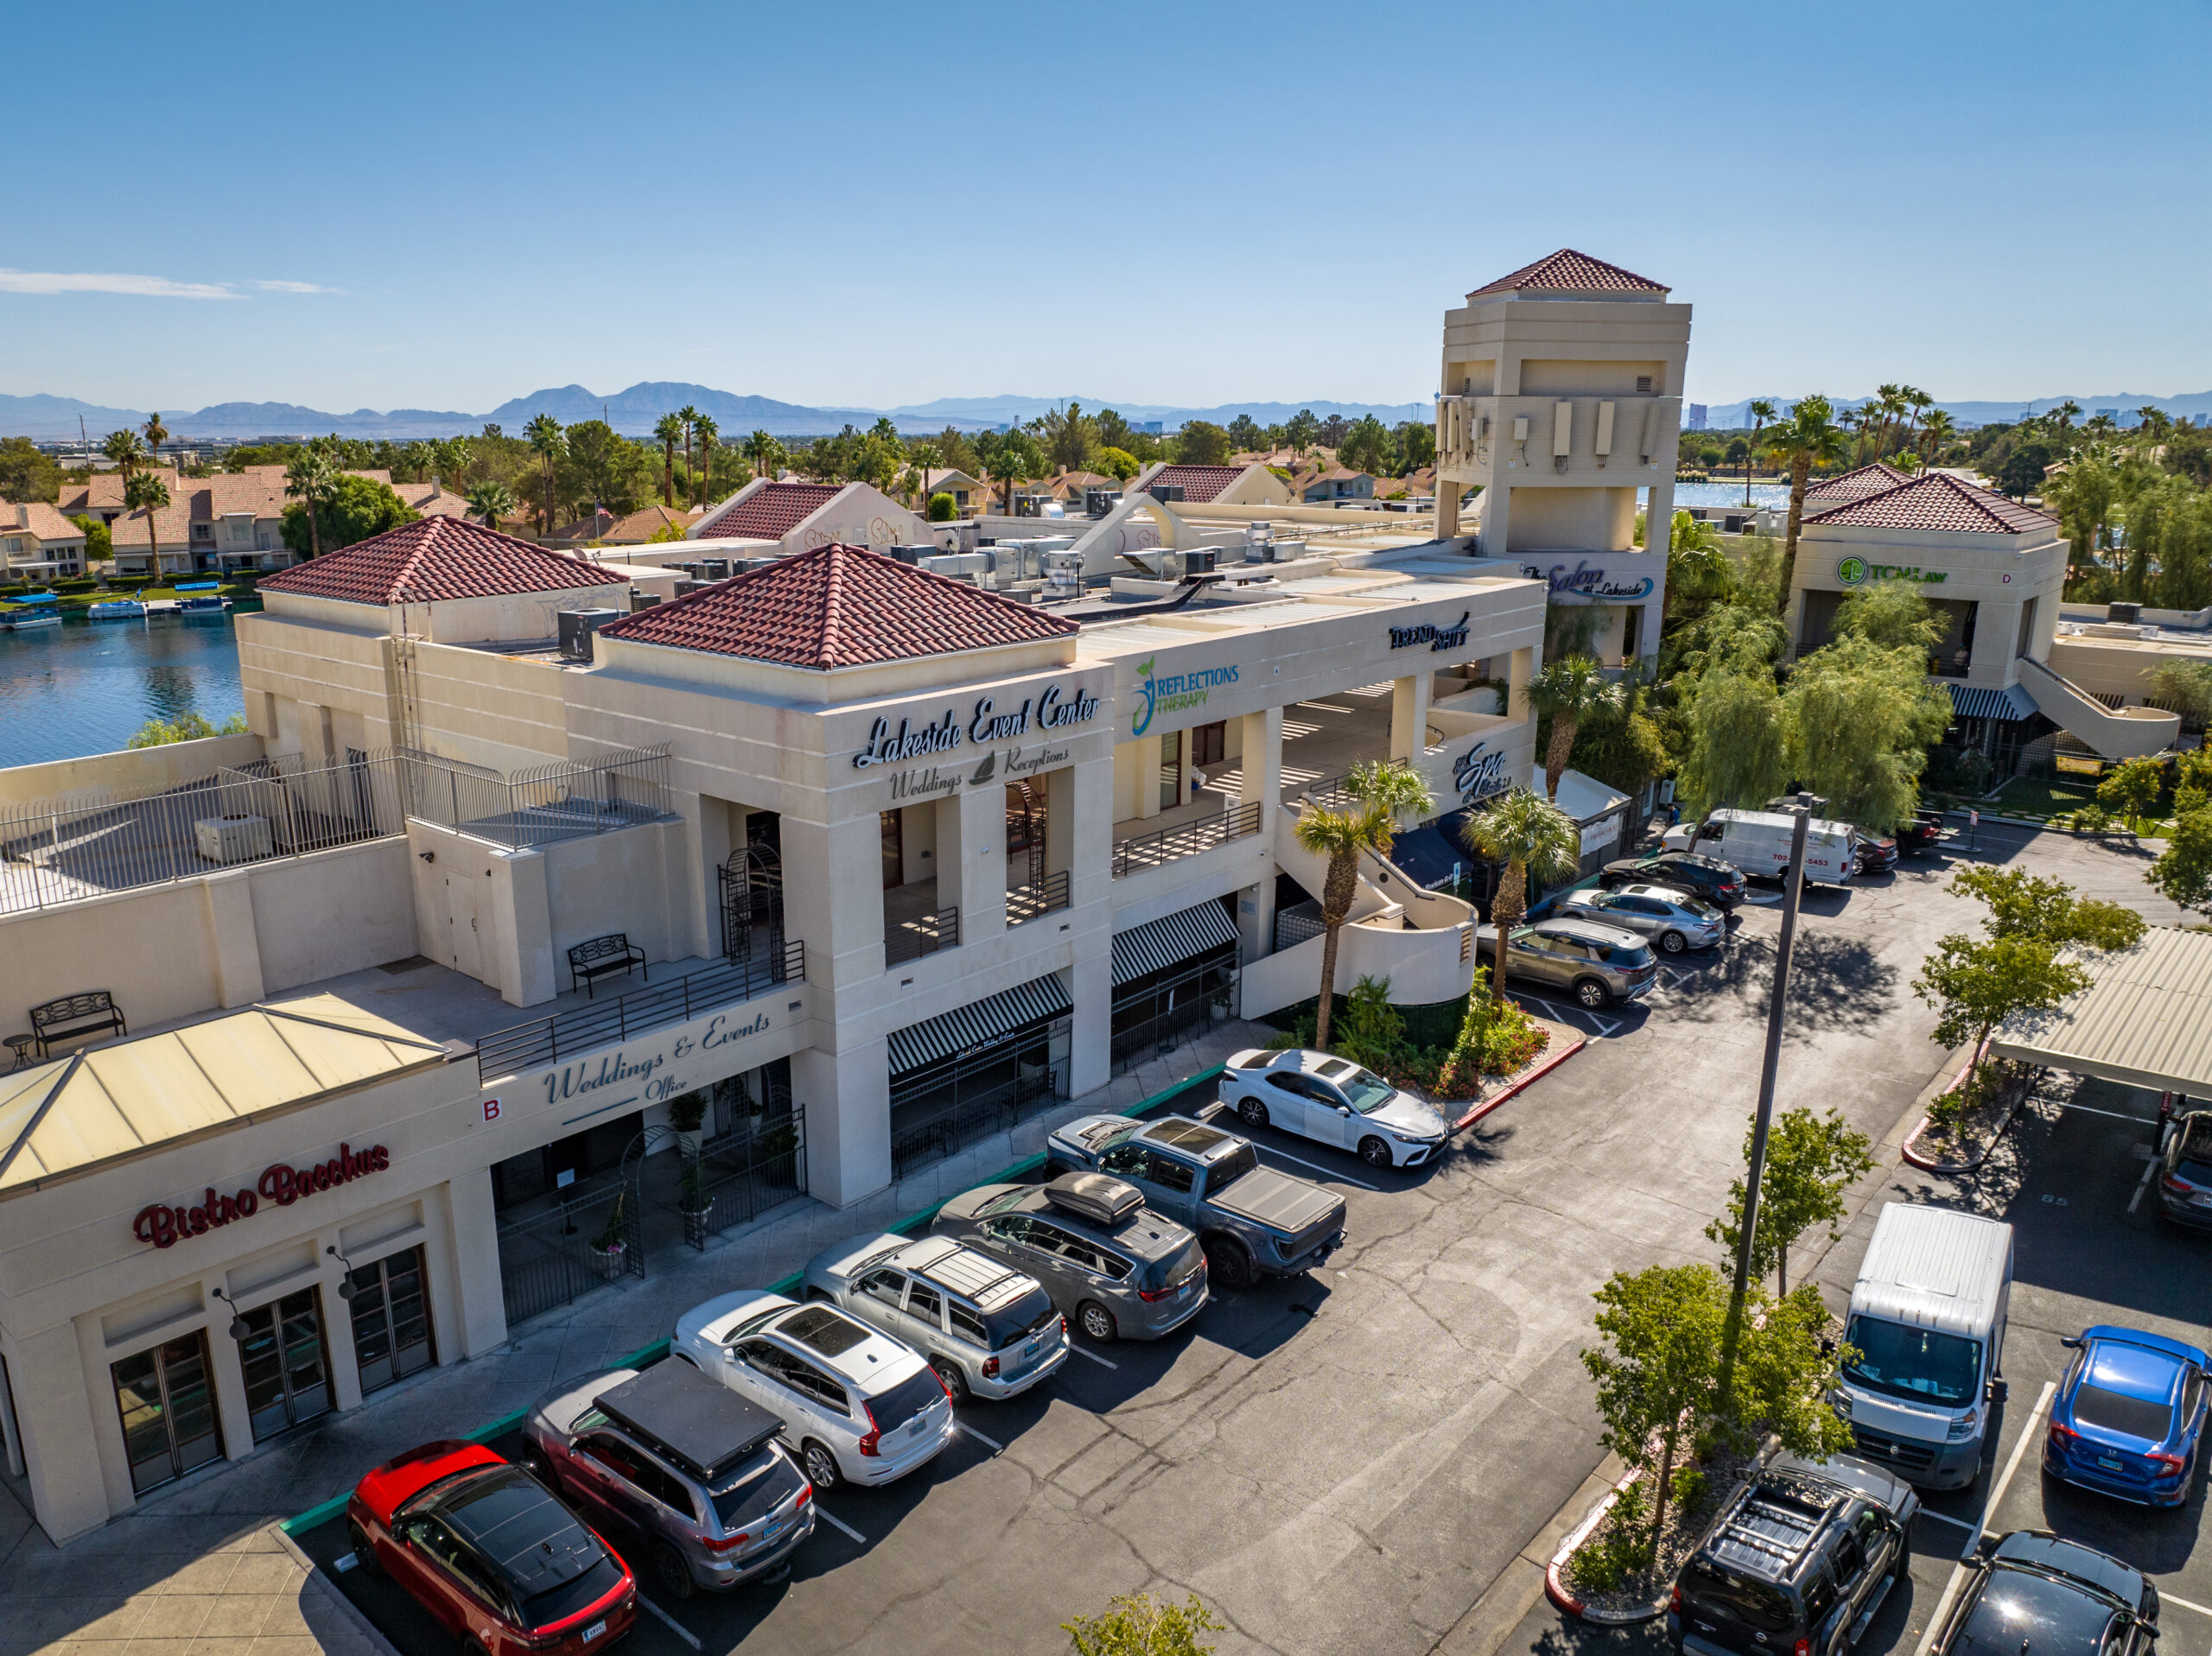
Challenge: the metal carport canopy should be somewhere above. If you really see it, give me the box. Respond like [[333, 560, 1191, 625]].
[[1990, 928, 2212, 1094]]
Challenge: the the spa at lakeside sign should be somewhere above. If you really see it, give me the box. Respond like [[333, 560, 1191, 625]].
[[854, 683, 1098, 770]]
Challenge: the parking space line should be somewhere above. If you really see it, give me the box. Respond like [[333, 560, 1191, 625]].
[[1067, 1344, 1119, 1369], [814, 1506, 867, 1544], [2159, 1594, 2212, 1618], [2059, 1103, 2162, 1125], [1256, 1146, 1380, 1190], [1911, 1381, 2057, 1656], [957, 1421, 1003, 1451], [1916, 1509, 1977, 1531], [2129, 1158, 2158, 1214], [638, 1595, 702, 1650]]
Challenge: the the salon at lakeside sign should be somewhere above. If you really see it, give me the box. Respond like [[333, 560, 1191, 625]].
[[853, 683, 1099, 770], [131, 1142, 390, 1249]]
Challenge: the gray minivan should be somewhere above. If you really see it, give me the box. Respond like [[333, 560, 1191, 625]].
[[1834, 1202, 2014, 1489], [937, 1173, 1209, 1342]]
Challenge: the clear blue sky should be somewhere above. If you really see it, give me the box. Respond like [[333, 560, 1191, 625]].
[[8, 0, 2208, 416]]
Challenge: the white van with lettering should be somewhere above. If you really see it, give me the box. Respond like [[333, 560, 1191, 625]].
[[1662, 809, 1855, 886]]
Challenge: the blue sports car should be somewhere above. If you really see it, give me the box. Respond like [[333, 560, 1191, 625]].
[[2044, 1324, 2210, 1507]]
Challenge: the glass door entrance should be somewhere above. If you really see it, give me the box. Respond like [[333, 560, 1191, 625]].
[[348, 1246, 435, 1396], [111, 1333, 224, 1494], [239, 1288, 334, 1443]]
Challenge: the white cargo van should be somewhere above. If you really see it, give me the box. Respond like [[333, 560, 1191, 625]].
[[1662, 809, 1855, 885], [1834, 1202, 2013, 1489]]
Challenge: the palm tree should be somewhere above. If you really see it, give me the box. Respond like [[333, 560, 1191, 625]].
[[439, 436, 472, 487], [1525, 655, 1624, 800], [742, 428, 780, 480], [653, 414, 684, 505], [467, 480, 516, 532], [1294, 759, 1433, 1050], [124, 471, 171, 576], [693, 416, 720, 506], [1868, 383, 1905, 460], [1920, 409, 1956, 468], [524, 415, 566, 534], [1744, 398, 1776, 504], [103, 428, 147, 480], [141, 412, 168, 460], [2136, 405, 2170, 439], [283, 448, 339, 558], [2051, 400, 2082, 432], [1460, 790, 1581, 1011], [676, 404, 702, 503], [1764, 396, 1849, 619]]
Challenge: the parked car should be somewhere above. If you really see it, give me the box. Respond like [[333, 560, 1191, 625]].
[[1853, 834, 1900, 875], [1044, 1114, 1347, 1291], [1599, 851, 1747, 910], [2155, 1109, 2212, 1229], [938, 1173, 1209, 1342], [1557, 884, 1726, 955], [671, 1291, 957, 1491], [1668, 1450, 1917, 1656], [1928, 1532, 2158, 1656], [1218, 1048, 1451, 1168], [524, 1360, 815, 1599], [2044, 1325, 2209, 1507], [1897, 810, 1956, 854], [801, 1232, 1067, 1399], [1472, 916, 1657, 1009], [346, 1440, 638, 1655]]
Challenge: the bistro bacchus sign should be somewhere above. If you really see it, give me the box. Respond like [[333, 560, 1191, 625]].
[[131, 1142, 391, 1249]]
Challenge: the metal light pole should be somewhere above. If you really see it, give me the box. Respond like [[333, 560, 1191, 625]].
[[1717, 807, 1811, 1399]]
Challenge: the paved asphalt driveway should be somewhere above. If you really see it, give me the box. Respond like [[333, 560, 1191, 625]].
[[309, 824, 2196, 1656]]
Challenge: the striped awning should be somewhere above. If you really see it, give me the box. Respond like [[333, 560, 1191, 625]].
[[887, 973, 1072, 1075], [1947, 682, 2039, 722], [1111, 900, 1241, 987]]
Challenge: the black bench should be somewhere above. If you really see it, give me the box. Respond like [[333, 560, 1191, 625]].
[[568, 935, 647, 998], [29, 991, 127, 1059]]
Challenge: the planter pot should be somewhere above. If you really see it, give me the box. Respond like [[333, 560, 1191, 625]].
[[675, 1129, 701, 1163], [591, 1241, 626, 1279], [681, 1201, 713, 1248]]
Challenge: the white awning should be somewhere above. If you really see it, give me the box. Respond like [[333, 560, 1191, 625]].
[[1112, 900, 1240, 987], [1991, 929, 2212, 1094], [887, 974, 1071, 1075]]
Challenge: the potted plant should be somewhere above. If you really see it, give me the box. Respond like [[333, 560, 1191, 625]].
[[589, 1192, 628, 1278], [667, 1088, 709, 1164], [678, 1160, 713, 1247]]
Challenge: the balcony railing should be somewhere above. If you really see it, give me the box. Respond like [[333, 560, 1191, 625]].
[[476, 941, 804, 1084], [1006, 869, 1071, 926], [1111, 799, 1262, 879], [886, 905, 960, 965]]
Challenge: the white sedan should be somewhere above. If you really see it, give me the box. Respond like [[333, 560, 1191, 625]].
[[1219, 1049, 1451, 1169]]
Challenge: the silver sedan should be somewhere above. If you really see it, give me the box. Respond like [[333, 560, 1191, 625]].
[[1556, 883, 1725, 955]]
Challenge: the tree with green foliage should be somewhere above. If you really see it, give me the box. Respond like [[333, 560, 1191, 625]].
[[1567, 678, 1673, 801], [926, 492, 956, 522], [467, 479, 516, 533], [1763, 396, 1849, 616], [0, 437, 64, 503], [283, 445, 340, 559], [1527, 655, 1623, 802], [560, 421, 654, 517], [2147, 808, 2212, 915], [653, 414, 685, 504], [1092, 446, 1140, 481], [103, 428, 148, 480], [281, 474, 415, 555], [1091, 409, 1135, 454], [1338, 415, 1395, 477], [1224, 413, 1265, 454], [1460, 789, 1581, 1011], [976, 428, 1046, 513], [1295, 759, 1433, 1049], [1993, 443, 2052, 501], [1034, 403, 1097, 474], [1833, 578, 1946, 652], [123, 470, 170, 570], [1282, 409, 1320, 453], [1062, 1592, 1224, 1656], [1783, 634, 1950, 831], [524, 414, 567, 534], [1743, 398, 1777, 505], [742, 428, 785, 481], [1396, 419, 1437, 473], [2044, 455, 2118, 575], [693, 416, 721, 506], [70, 514, 111, 566], [1948, 865, 2147, 950], [2097, 756, 2164, 831], [129, 710, 248, 746], [1704, 1107, 1876, 1294], [1173, 421, 1231, 466], [1679, 667, 1790, 818]]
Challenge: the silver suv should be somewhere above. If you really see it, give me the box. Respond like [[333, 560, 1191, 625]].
[[937, 1174, 1209, 1342], [524, 1360, 814, 1601], [1474, 915, 1657, 1008], [1558, 883, 1726, 955], [801, 1233, 1068, 1400]]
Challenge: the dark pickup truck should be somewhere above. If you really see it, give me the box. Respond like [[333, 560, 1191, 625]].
[[1045, 1113, 1347, 1291], [1897, 809, 1958, 854]]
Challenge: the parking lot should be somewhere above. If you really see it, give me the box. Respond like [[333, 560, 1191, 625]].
[[285, 824, 2204, 1656]]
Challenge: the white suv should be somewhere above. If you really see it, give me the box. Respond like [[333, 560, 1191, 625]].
[[802, 1233, 1068, 1400], [1221, 1049, 1451, 1168], [673, 1291, 956, 1491]]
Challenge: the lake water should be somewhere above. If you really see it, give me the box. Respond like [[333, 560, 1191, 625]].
[[0, 611, 249, 771], [1671, 481, 1790, 509]]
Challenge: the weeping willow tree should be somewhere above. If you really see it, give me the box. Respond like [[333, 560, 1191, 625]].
[[1679, 668, 1791, 818], [1783, 637, 1950, 831]]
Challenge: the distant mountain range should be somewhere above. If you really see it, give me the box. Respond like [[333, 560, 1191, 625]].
[[0, 382, 1436, 444], [1694, 393, 2212, 430]]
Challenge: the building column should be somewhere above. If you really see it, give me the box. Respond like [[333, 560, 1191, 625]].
[[1643, 478, 1676, 551], [687, 791, 731, 961], [1239, 707, 1281, 825], [1508, 644, 1535, 720], [29, 1322, 118, 1539], [782, 810, 885, 988], [444, 1169, 509, 1359], [936, 784, 1006, 941], [1480, 484, 1512, 559], [1436, 479, 1460, 539], [1066, 943, 1111, 1103], [1389, 673, 1433, 764], [794, 1040, 892, 1208], [202, 870, 265, 1008]]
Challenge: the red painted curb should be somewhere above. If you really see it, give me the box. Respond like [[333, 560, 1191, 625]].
[[1452, 1033, 1587, 1131], [1543, 1558, 1586, 1617]]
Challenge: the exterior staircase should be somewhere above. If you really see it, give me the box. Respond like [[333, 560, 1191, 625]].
[[2014, 657, 2180, 760]]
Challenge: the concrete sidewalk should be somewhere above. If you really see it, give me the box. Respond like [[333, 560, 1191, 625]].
[[0, 1022, 1264, 1654]]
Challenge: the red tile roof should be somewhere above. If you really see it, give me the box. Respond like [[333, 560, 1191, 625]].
[[1805, 472, 2056, 534], [1804, 461, 1912, 503], [1468, 249, 1669, 299], [1145, 465, 1246, 504], [257, 517, 622, 604], [696, 481, 843, 542], [597, 542, 1078, 669]]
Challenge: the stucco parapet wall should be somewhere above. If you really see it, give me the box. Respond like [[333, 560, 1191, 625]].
[[0, 730, 267, 808]]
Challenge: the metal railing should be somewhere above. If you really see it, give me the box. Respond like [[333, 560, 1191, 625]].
[[886, 905, 959, 965], [682, 1103, 807, 1249], [890, 1061, 1064, 1182], [1110, 798, 1262, 879], [1006, 869, 1070, 926], [1274, 899, 1326, 952], [402, 744, 673, 849], [0, 749, 405, 917], [477, 942, 804, 1084], [495, 1177, 643, 1329]]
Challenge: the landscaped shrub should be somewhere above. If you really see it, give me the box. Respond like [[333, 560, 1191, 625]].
[[927, 492, 957, 522]]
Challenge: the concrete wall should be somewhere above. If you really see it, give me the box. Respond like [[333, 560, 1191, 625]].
[[1503, 487, 1637, 554], [0, 733, 267, 808], [2047, 635, 2212, 705]]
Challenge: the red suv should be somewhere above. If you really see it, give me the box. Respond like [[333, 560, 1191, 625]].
[[348, 1440, 638, 1653]]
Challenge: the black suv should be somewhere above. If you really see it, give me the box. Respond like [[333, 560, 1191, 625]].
[[1603, 851, 1748, 910], [2155, 1109, 2212, 1230], [1930, 1532, 2158, 1656], [1669, 1453, 1918, 1656]]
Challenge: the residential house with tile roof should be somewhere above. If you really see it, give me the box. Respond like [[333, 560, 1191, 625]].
[[914, 468, 990, 517], [1, 501, 91, 579], [1124, 460, 1291, 508], [689, 478, 925, 555], [99, 465, 429, 577], [1295, 466, 1376, 504]]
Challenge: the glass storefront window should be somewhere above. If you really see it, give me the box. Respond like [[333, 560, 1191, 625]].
[[111, 1333, 225, 1494], [349, 1245, 435, 1396], [238, 1287, 334, 1443]]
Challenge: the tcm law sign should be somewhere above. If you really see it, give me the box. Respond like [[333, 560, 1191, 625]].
[[1837, 555, 1948, 586]]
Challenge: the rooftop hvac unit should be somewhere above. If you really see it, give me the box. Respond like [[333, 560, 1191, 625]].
[[194, 814, 274, 865], [677, 562, 702, 577], [674, 578, 708, 597], [1084, 488, 1121, 518], [1041, 550, 1085, 599], [557, 606, 624, 662], [632, 593, 663, 608], [919, 551, 992, 587], [1147, 483, 1185, 502], [2107, 601, 2141, 624], [1181, 548, 1217, 576], [699, 557, 730, 579]]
